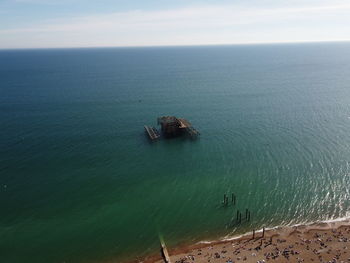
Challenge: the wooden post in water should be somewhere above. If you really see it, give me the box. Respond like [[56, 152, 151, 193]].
[[225, 196, 229, 206], [245, 209, 248, 220], [239, 213, 242, 224], [223, 194, 226, 205], [248, 211, 251, 221], [236, 210, 239, 221]]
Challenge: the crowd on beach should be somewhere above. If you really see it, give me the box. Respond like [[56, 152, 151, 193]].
[[150, 221, 350, 263]]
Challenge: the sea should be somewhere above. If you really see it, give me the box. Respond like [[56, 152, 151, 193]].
[[1, 42, 350, 263]]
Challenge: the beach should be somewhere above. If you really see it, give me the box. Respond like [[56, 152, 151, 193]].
[[135, 219, 350, 263]]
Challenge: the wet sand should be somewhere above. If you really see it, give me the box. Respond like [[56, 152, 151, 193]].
[[133, 219, 350, 263]]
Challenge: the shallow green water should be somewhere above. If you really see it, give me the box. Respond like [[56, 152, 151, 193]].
[[1, 43, 350, 262]]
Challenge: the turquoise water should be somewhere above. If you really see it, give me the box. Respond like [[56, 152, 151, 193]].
[[1, 43, 350, 262]]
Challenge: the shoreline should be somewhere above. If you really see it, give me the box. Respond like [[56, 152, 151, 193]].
[[127, 217, 350, 263]]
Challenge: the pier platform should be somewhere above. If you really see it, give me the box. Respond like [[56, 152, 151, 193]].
[[144, 125, 161, 140]]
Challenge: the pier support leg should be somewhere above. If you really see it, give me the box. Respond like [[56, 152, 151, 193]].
[[262, 227, 265, 238]]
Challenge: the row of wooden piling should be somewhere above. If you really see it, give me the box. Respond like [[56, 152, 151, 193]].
[[222, 193, 252, 227], [251, 227, 265, 239], [220, 194, 272, 256], [234, 208, 251, 224], [222, 193, 236, 206]]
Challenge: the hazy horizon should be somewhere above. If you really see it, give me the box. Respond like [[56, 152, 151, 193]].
[[0, 39, 350, 51], [1, 0, 350, 49]]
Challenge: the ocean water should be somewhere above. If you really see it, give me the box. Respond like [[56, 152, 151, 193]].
[[1, 42, 350, 262]]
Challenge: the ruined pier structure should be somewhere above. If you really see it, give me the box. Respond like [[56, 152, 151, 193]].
[[158, 116, 199, 138], [144, 116, 199, 140]]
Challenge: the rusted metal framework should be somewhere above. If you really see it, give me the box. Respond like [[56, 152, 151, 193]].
[[145, 116, 199, 140], [157, 116, 199, 138]]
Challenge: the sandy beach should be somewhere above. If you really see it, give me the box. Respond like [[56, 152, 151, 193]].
[[133, 219, 350, 263]]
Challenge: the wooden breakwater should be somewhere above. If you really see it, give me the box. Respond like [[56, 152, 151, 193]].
[[159, 235, 171, 263]]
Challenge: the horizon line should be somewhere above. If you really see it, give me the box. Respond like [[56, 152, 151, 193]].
[[1, 39, 350, 51]]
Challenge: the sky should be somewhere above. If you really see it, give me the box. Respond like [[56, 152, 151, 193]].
[[0, 0, 350, 49]]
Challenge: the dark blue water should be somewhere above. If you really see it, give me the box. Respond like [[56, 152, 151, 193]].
[[1, 43, 350, 263]]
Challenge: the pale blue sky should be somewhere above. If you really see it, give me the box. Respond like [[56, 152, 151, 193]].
[[1, 0, 350, 48]]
